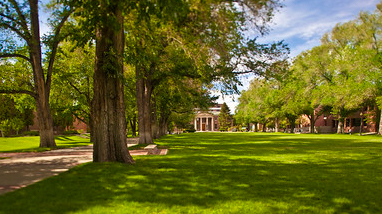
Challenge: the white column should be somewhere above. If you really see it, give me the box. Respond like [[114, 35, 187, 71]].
[[206, 117, 209, 131], [200, 117, 203, 131], [194, 118, 197, 130], [212, 117, 214, 131]]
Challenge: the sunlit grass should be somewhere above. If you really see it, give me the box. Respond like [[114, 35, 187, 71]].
[[0, 132, 382, 213], [0, 135, 91, 152]]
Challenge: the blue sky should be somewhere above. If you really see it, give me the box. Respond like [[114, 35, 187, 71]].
[[218, 0, 381, 112]]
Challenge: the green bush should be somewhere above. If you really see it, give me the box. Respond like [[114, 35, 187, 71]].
[[22, 131, 39, 136], [63, 130, 79, 135], [185, 128, 196, 133]]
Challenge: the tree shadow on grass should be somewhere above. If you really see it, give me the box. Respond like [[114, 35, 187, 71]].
[[0, 133, 381, 213]]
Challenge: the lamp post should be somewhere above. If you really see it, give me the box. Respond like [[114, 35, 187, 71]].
[[359, 112, 363, 136]]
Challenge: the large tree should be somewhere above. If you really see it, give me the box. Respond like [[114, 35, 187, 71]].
[[0, 0, 72, 147], [124, 0, 284, 144], [91, 1, 134, 163]]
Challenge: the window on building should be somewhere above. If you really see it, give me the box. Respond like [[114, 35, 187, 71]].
[[352, 118, 361, 126], [332, 120, 336, 128]]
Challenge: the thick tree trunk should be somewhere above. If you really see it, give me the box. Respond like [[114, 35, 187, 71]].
[[275, 118, 279, 132], [337, 118, 344, 134], [310, 113, 315, 134], [35, 95, 56, 147], [29, 0, 56, 148], [136, 68, 154, 144], [92, 4, 134, 164], [129, 116, 137, 137], [158, 115, 169, 137], [254, 122, 258, 132], [290, 119, 296, 133], [151, 98, 159, 139]]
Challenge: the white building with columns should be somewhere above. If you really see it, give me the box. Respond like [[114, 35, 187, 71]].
[[193, 104, 223, 132]]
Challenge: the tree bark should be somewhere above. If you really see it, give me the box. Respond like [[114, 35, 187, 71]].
[[337, 118, 344, 134], [35, 95, 55, 147], [129, 115, 137, 137], [309, 112, 315, 134], [151, 98, 159, 139], [29, 0, 56, 147], [92, 3, 134, 164], [275, 118, 279, 132], [290, 119, 296, 133], [158, 114, 169, 137], [136, 67, 154, 144]]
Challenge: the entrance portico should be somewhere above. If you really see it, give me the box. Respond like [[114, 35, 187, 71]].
[[194, 113, 217, 131]]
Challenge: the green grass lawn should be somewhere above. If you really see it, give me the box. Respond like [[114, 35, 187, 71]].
[[0, 135, 91, 152], [0, 132, 382, 213]]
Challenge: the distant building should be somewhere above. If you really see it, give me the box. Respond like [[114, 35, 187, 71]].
[[29, 111, 88, 134], [290, 106, 377, 134], [192, 104, 233, 132]]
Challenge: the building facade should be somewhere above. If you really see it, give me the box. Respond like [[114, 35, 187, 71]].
[[193, 104, 233, 132]]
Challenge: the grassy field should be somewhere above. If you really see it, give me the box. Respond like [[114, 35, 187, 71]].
[[0, 132, 382, 213], [0, 135, 91, 152]]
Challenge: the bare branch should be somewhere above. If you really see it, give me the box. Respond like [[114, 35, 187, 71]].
[[8, 0, 29, 35], [0, 53, 31, 62], [0, 22, 28, 42], [0, 12, 24, 28], [66, 79, 85, 97], [0, 89, 37, 98], [46, 8, 74, 89]]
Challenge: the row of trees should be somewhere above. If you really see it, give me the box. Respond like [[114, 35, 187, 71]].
[[0, 0, 286, 163], [236, 1, 382, 134]]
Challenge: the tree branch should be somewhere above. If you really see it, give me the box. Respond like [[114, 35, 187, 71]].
[[66, 79, 86, 97], [0, 53, 31, 62], [46, 8, 74, 90], [0, 22, 28, 41], [0, 12, 24, 28], [0, 89, 37, 98], [8, 0, 29, 33]]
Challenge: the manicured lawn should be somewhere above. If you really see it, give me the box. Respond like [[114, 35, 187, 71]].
[[0, 135, 91, 152], [0, 132, 382, 213]]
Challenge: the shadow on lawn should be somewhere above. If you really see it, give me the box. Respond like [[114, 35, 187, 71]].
[[0, 132, 381, 213]]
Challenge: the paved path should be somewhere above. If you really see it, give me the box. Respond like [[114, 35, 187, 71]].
[[0, 144, 166, 195]]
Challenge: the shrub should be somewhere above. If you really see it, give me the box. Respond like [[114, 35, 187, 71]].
[[185, 128, 196, 133], [23, 131, 39, 136], [63, 130, 79, 135]]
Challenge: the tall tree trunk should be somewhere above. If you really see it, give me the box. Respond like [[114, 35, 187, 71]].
[[254, 122, 258, 132], [158, 115, 169, 137], [309, 112, 315, 134], [129, 115, 137, 137], [337, 118, 344, 134], [275, 118, 279, 132], [136, 68, 154, 144], [30, 0, 56, 148], [151, 98, 159, 139], [92, 4, 134, 164], [35, 95, 55, 147], [290, 119, 296, 133]]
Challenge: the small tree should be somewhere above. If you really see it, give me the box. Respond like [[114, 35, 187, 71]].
[[219, 103, 232, 131]]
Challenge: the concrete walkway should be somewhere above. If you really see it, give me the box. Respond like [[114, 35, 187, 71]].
[[0, 144, 167, 195]]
